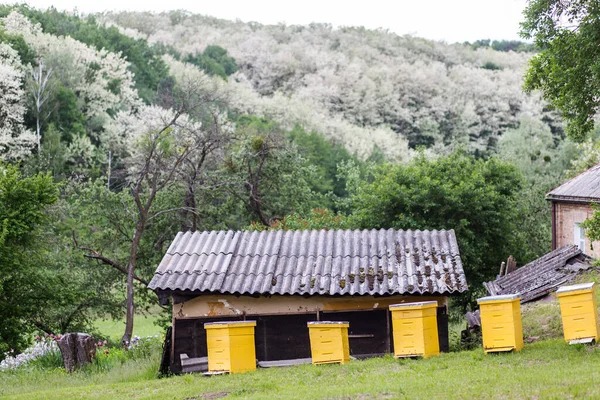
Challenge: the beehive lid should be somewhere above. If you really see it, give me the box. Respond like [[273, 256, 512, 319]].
[[557, 282, 595, 294], [389, 301, 438, 310], [204, 321, 257, 328], [307, 321, 349, 325], [477, 294, 520, 304]]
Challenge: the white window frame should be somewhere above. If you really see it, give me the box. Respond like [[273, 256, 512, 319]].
[[574, 222, 586, 253]]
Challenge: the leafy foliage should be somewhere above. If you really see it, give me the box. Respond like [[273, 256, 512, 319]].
[[223, 115, 322, 226], [183, 45, 237, 80], [346, 152, 523, 304], [288, 125, 360, 206], [0, 164, 59, 355], [0, 27, 35, 65], [466, 39, 537, 53], [249, 208, 348, 231], [497, 117, 578, 263], [521, 0, 600, 141]]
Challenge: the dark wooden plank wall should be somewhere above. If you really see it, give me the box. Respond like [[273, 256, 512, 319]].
[[255, 314, 318, 361], [437, 305, 449, 352], [322, 310, 390, 356]]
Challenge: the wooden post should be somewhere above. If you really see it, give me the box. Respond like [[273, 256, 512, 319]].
[[385, 310, 391, 354]]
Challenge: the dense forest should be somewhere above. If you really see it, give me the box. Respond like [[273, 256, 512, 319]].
[[1, 5, 598, 354]]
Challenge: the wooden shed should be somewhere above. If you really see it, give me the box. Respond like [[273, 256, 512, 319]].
[[148, 228, 468, 373]]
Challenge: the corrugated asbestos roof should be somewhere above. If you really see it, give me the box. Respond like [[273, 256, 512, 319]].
[[483, 245, 594, 303], [547, 163, 600, 202], [148, 229, 468, 296]]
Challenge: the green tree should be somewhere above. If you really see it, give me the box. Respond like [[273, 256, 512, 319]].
[[46, 85, 86, 142], [183, 45, 237, 80], [346, 152, 523, 305], [288, 125, 358, 205], [223, 116, 322, 227], [0, 164, 59, 355], [521, 0, 600, 140], [498, 117, 578, 263], [0, 28, 35, 65]]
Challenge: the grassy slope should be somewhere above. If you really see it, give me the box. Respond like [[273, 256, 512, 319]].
[[3, 339, 600, 400], [94, 314, 163, 342]]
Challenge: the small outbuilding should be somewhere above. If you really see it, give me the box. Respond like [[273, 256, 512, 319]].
[[148, 228, 468, 373]]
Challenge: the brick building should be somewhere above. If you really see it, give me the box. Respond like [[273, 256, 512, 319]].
[[547, 163, 600, 258]]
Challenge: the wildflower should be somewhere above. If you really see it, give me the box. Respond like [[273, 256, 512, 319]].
[[0, 337, 60, 371]]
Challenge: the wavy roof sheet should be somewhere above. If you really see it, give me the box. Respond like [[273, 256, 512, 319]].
[[547, 163, 600, 202], [483, 245, 593, 303], [148, 228, 468, 296]]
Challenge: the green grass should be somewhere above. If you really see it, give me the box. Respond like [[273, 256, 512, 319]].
[[520, 271, 600, 343], [93, 310, 164, 342], [3, 339, 600, 399]]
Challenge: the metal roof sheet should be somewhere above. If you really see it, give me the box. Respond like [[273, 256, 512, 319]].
[[148, 228, 468, 296], [547, 163, 600, 202], [556, 282, 595, 294], [483, 245, 594, 303]]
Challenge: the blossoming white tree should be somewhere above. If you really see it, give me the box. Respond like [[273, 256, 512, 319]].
[[0, 43, 36, 160], [2, 11, 141, 130], [102, 11, 561, 156]]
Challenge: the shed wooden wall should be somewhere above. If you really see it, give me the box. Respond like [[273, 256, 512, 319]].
[[170, 294, 449, 373]]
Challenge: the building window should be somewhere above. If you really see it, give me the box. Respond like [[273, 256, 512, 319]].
[[574, 223, 586, 253]]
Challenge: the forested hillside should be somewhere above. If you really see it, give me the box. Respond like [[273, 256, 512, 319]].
[[102, 10, 563, 157], [0, 5, 590, 354]]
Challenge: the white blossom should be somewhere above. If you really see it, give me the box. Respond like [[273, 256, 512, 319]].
[[2, 11, 142, 122], [0, 44, 36, 160], [100, 11, 556, 157]]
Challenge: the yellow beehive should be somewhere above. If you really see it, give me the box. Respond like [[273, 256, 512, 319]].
[[557, 282, 599, 344], [204, 321, 257, 373], [389, 301, 440, 359], [477, 294, 523, 353], [307, 321, 350, 365]]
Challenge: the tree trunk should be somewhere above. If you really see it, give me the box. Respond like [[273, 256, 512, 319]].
[[121, 221, 145, 348], [36, 116, 41, 154], [181, 183, 198, 231]]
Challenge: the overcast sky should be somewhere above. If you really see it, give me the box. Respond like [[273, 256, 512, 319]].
[[16, 0, 528, 43]]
